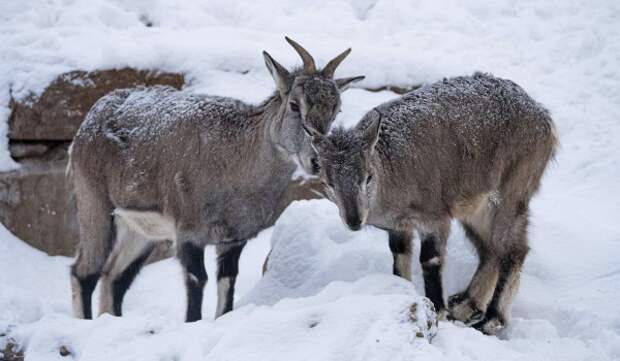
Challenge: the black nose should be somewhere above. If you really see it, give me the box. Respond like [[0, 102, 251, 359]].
[[310, 158, 320, 174], [346, 219, 361, 231]]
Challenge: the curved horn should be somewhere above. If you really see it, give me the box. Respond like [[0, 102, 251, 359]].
[[322, 48, 351, 78], [285, 36, 316, 74]]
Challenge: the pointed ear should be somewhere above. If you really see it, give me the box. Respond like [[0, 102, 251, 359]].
[[263, 51, 290, 95], [336, 76, 365, 92], [302, 123, 330, 154], [361, 112, 381, 153]]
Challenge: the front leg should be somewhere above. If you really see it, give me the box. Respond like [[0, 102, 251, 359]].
[[215, 241, 247, 318], [388, 230, 413, 281], [419, 231, 448, 316], [178, 242, 208, 322]]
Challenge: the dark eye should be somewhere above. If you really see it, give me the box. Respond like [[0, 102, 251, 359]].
[[366, 174, 373, 184], [290, 102, 300, 113]]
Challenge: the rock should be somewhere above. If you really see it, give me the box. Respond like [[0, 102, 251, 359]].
[[58, 345, 71, 357], [9, 68, 184, 141], [0, 157, 77, 256], [0, 339, 24, 361]]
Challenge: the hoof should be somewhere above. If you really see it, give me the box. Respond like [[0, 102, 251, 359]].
[[473, 316, 505, 335], [447, 292, 485, 325], [436, 307, 449, 321]]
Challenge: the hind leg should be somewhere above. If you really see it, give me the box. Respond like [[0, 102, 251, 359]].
[[98, 217, 155, 316], [448, 226, 498, 325], [71, 186, 115, 319], [215, 241, 247, 318], [473, 204, 529, 335], [449, 202, 498, 325]]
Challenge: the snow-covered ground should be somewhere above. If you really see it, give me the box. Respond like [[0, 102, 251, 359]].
[[2, 0, 620, 360]]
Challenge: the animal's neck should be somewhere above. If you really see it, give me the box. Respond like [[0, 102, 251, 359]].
[[250, 92, 296, 172]]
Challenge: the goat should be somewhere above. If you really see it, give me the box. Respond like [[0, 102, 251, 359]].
[[306, 73, 557, 335], [68, 37, 364, 322]]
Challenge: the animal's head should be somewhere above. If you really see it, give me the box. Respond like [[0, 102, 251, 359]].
[[263, 37, 364, 175], [305, 114, 382, 230]]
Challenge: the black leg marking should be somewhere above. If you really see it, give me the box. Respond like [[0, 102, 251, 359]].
[[217, 242, 245, 280], [71, 266, 100, 320], [179, 243, 207, 322], [473, 246, 528, 334], [472, 258, 511, 333], [111, 244, 155, 316], [388, 230, 411, 278], [420, 233, 445, 312], [216, 242, 246, 316]]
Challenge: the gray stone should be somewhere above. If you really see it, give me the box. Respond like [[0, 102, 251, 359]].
[[0, 157, 77, 256]]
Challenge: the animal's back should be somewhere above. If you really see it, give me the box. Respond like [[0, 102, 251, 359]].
[[366, 73, 557, 208], [372, 73, 555, 157], [73, 85, 255, 154], [70, 86, 261, 211]]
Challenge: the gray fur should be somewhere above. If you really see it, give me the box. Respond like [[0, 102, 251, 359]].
[[310, 73, 557, 335], [68, 38, 364, 321]]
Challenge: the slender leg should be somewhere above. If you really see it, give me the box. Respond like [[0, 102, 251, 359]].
[[419, 231, 448, 315], [388, 230, 412, 281], [98, 219, 155, 316], [473, 206, 529, 335], [178, 242, 208, 322], [448, 224, 496, 325], [215, 241, 247, 318], [70, 264, 101, 320], [71, 187, 115, 319]]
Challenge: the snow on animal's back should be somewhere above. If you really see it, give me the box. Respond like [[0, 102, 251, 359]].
[[77, 85, 260, 148], [368, 73, 555, 154]]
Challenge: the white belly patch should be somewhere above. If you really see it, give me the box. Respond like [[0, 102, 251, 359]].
[[114, 208, 176, 241]]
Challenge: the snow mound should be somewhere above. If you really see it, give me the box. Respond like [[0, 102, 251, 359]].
[[6, 279, 437, 361], [242, 200, 392, 304]]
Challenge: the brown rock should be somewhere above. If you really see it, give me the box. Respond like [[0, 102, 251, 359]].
[[9, 68, 184, 141], [0, 157, 77, 256], [0, 340, 24, 361]]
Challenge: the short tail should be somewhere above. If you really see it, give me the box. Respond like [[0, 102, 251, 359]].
[[65, 142, 77, 215], [65, 142, 74, 180], [549, 118, 559, 162]]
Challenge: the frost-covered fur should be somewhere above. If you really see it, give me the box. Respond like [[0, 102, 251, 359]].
[[310, 73, 557, 335], [68, 38, 364, 321]]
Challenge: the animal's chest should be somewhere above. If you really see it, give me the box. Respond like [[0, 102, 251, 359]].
[[366, 183, 424, 231]]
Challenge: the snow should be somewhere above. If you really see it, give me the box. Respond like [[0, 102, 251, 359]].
[[0, 202, 438, 361], [2, 0, 620, 360]]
